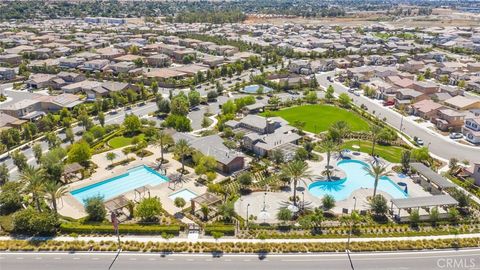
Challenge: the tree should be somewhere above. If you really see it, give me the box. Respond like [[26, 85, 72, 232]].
[[12, 150, 28, 172], [319, 139, 338, 180], [0, 181, 23, 214], [151, 81, 159, 94], [65, 127, 75, 144], [20, 166, 45, 212], [328, 121, 350, 143], [369, 195, 388, 217], [13, 208, 58, 236], [237, 172, 253, 190], [322, 194, 336, 211], [448, 158, 459, 174], [68, 140, 91, 166], [409, 209, 420, 227], [174, 197, 186, 209], [194, 155, 217, 180], [106, 152, 117, 164], [277, 208, 292, 223], [338, 93, 351, 108], [363, 163, 391, 197], [281, 160, 311, 206], [98, 111, 105, 127], [207, 90, 218, 101], [33, 144, 43, 164], [200, 203, 209, 221], [448, 207, 460, 222], [41, 147, 67, 182], [188, 90, 201, 107], [201, 116, 211, 128], [369, 125, 382, 156], [429, 206, 439, 225], [304, 91, 317, 104], [174, 139, 192, 172], [411, 147, 431, 165], [325, 85, 335, 103], [0, 163, 9, 185], [218, 201, 235, 222], [222, 100, 237, 115], [401, 150, 411, 173], [44, 180, 68, 213], [84, 196, 106, 222], [136, 197, 162, 222], [171, 93, 190, 116], [123, 114, 142, 134], [270, 149, 284, 166], [154, 130, 174, 163], [156, 98, 171, 114], [298, 208, 324, 232]]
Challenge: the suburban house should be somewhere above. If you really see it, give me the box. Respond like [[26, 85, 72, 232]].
[[462, 117, 480, 144], [288, 60, 312, 75], [444, 96, 480, 111], [409, 99, 444, 120], [172, 133, 245, 174], [82, 59, 109, 71], [0, 67, 15, 80], [412, 81, 439, 94], [435, 109, 465, 131], [395, 89, 428, 109], [146, 54, 171, 67], [225, 115, 301, 160]]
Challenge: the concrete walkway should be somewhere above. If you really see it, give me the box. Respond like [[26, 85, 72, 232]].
[[3, 232, 479, 244]]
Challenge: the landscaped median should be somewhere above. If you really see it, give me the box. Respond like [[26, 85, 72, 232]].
[[59, 223, 183, 235], [0, 237, 479, 253]]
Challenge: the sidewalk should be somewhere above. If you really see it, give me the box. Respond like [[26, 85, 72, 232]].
[[3, 232, 479, 244]]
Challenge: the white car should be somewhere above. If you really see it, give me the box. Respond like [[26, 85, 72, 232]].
[[449, 133, 463, 140]]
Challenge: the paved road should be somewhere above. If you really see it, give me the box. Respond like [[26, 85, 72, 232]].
[[316, 71, 480, 164], [1, 249, 478, 270]]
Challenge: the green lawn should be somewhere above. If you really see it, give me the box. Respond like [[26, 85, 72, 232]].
[[341, 140, 406, 163], [263, 105, 369, 133], [108, 134, 145, 149]]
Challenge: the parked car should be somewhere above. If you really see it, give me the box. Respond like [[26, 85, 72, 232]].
[[449, 133, 463, 140], [348, 88, 355, 93], [353, 91, 360, 96], [414, 137, 424, 146], [383, 100, 395, 106]]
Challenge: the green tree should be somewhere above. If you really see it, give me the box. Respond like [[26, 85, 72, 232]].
[[0, 163, 9, 185], [429, 206, 439, 225], [237, 172, 253, 190], [218, 201, 235, 222], [44, 180, 68, 213], [364, 163, 391, 197], [0, 181, 23, 214], [171, 93, 190, 116], [319, 139, 338, 180], [84, 196, 106, 222], [154, 129, 174, 163], [322, 194, 336, 211], [325, 85, 335, 103], [188, 90, 201, 107], [222, 100, 237, 115], [41, 147, 67, 182], [277, 208, 293, 223], [174, 197, 186, 209], [67, 140, 91, 166], [174, 139, 192, 172], [98, 111, 105, 127], [298, 208, 324, 232], [369, 125, 382, 156], [304, 91, 317, 104], [411, 147, 432, 165], [123, 114, 142, 134], [281, 160, 311, 206], [106, 152, 117, 164], [12, 150, 28, 172], [369, 194, 388, 217], [13, 208, 58, 235], [328, 121, 350, 143], [33, 144, 43, 164], [338, 93, 351, 108], [409, 209, 420, 227], [135, 197, 162, 222], [65, 127, 75, 144], [401, 150, 411, 173]]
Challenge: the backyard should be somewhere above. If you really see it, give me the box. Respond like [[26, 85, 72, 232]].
[[341, 139, 407, 163], [263, 105, 370, 133]]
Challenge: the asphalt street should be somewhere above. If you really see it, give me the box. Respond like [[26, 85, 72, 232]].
[[316, 72, 480, 164], [1, 249, 479, 270]]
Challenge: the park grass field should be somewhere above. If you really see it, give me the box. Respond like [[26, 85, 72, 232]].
[[108, 134, 145, 149], [342, 140, 406, 163], [263, 104, 370, 133]]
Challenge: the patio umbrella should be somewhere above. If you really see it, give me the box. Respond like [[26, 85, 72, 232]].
[[258, 210, 270, 223], [287, 204, 299, 213]]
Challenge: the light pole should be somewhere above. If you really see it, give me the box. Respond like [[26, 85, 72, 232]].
[[346, 196, 357, 270], [263, 192, 267, 211], [302, 191, 305, 211], [246, 203, 250, 229], [399, 114, 404, 132]]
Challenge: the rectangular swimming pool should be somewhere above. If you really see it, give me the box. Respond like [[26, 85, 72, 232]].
[[71, 165, 169, 205], [168, 189, 198, 201]]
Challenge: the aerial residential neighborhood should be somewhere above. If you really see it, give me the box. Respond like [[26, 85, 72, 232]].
[[0, 0, 479, 269]]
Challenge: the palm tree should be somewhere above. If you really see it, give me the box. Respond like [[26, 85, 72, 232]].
[[44, 180, 68, 213], [155, 130, 173, 163], [281, 160, 312, 206], [174, 139, 191, 173], [328, 121, 350, 143], [369, 125, 382, 156], [20, 165, 46, 212], [363, 163, 391, 197], [319, 139, 338, 180]]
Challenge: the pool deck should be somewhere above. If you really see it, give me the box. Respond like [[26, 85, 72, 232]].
[[235, 152, 432, 223], [57, 146, 209, 220]]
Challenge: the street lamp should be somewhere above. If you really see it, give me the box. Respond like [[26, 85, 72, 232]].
[[346, 196, 357, 270], [301, 191, 305, 211], [263, 192, 267, 211], [246, 203, 250, 228]]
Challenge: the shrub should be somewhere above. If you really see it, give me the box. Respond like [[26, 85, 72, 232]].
[[84, 196, 106, 222], [0, 182, 23, 215], [204, 224, 235, 236], [12, 208, 59, 235], [174, 197, 186, 209], [59, 223, 181, 235]]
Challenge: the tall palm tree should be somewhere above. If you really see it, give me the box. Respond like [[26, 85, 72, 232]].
[[363, 163, 391, 197], [174, 139, 191, 172], [281, 160, 312, 206], [44, 180, 68, 213], [319, 139, 338, 180], [155, 130, 173, 163], [328, 121, 350, 143], [369, 125, 382, 156], [20, 165, 46, 212]]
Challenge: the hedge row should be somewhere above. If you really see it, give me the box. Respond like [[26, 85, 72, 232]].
[[204, 224, 235, 236], [60, 223, 181, 235]]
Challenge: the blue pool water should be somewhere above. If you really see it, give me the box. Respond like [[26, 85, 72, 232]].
[[242, 84, 273, 94], [308, 159, 408, 201], [71, 165, 169, 205], [168, 189, 198, 201]]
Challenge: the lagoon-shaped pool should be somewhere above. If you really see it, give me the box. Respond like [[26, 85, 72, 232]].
[[242, 84, 273, 94], [308, 159, 407, 201]]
